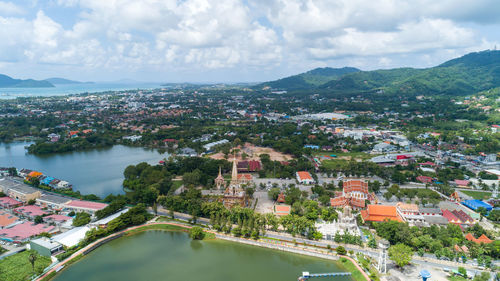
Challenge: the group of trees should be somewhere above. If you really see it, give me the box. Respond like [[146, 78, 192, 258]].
[[383, 185, 441, 205], [27, 133, 115, 154], [72, 212, 91, 227], [83, 204, 152, 244], [374, 220, 499, 265]]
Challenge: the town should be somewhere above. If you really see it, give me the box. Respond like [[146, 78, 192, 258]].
[[0, 84, 498, 281]]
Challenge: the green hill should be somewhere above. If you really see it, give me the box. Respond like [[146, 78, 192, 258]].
[[261, 50, 500, 95], [0, 74, 54, 88], [258, 67, 360, 90]]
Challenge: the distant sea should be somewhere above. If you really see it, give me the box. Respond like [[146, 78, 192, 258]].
[[0, 82, 163, 99]]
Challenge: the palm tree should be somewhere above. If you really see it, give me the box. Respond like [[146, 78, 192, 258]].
[[29, 253, 37, 272]]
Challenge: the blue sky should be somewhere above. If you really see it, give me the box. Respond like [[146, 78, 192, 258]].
[[0, 0, 499, 83]]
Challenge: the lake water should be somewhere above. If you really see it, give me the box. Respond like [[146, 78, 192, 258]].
[[0, 143, 167, 197], [0, 82, 162, 99], [53, 231, 353, 281]]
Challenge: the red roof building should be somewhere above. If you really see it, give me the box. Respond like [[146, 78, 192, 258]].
[[65, 200, 107, 213], [454, 179, 470, 188], [296, 171, 314, 184], [43, 214, 72, 224], [0, 197, 22, 208], [465, 233, 493, 244], [360, 205, 403, 222], [416, 176, 433, 184], [248, 160, 262, 171], [452, 210, 474, 225], [274, 205, 291, 217], [330, 179, 374, 210], [442, 209, 461, 224], [14, 205, 48, 218], [0, 210, 19, 228], [0, 222, 55, 242]]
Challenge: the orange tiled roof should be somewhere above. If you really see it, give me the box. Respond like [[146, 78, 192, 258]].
[[275, 205, 291, 216], [297, 171, 312, 180], [361, 205, 403, 222], [27, 171, 42, 178], [237, 174, 252, 180], [465, 233, 493, 244], [0, 211, 19, 227]]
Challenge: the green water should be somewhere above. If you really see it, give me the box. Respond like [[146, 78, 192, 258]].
[[53, 231, 354, 281]]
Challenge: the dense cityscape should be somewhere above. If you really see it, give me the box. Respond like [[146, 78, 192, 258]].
[[0, 65, 499, 281]]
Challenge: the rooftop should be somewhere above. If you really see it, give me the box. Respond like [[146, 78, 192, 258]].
[[0, 196, 22, 207], [38, 194, 72, 205], [0, 222, 54, 241], [296, 171, 313, 180], [65, 200, 108, 210], [14, 205, 48, 217]]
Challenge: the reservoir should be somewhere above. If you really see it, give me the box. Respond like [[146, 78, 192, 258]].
[[53, 231, 354, 281], [0, 142, 166, 197]]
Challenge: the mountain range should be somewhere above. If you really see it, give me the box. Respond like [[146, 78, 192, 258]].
[[258, 50, 500, 95], [0, 74, 54, 88]]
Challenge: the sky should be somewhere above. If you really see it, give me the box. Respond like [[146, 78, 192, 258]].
[[0, 0, 499, 83]]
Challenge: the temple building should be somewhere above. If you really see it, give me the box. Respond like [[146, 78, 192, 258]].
[[221, 157, 248, 209], [316, 205, 361, 240], [330, 179, 376, 210], [215, 167, 226, 190]]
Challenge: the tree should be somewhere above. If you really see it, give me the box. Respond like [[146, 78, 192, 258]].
[[267, 187, 281, 201], [383, 191, 392, 201], [458, 267, 467, 278], [473, 272, 490, 281], [28, 252, 37, 272], [34, 215, 44, 224], [388, 244, 413, 268], [336, 246, 347, 255], [73, 212, 91, 226], [152, 202, 158, 216], [368, 237, 377, 249], [189, 226, 205, 240]]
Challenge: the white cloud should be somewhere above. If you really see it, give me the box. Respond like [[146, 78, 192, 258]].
[[0, 0, 498, 81], [0, 1, 25, 15]]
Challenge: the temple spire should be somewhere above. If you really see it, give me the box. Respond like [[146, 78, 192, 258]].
[[231, 151, 238, 182]]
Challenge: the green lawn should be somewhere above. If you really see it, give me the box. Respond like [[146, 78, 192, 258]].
[[339, 257, 368, 281], [0, 246, 7, 254], [461, 190, 491, 200], [320, 159, 350, 170], [0, 250, 51, 281], [315, 151, 375, 160]]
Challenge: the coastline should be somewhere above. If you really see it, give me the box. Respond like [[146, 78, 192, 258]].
[[36, 221, 369, 281]]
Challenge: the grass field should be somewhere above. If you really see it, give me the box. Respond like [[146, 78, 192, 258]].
[[460, 190, 491, 200], [339, 257, 368, 281], [0, 250, 51, 281], [315, 151, 375, 160]]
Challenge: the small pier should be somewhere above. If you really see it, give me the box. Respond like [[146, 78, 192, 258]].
[[298, 272, 352, 280]]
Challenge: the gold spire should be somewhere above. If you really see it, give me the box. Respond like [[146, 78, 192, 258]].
[[231, 152, 238, 182]]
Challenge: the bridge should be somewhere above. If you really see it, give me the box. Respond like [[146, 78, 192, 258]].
[[298, 272, 352, 280]]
